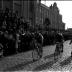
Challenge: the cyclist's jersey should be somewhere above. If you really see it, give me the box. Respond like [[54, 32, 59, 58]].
[[55, 33, 64, 43], [30, 38, 38, 49], [34, 32, 44, 45], [30, 38, 43, 54], [39, 33, 44, 45]]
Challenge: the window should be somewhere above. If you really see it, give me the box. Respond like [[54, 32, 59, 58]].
[[14, 3, 22, 17]]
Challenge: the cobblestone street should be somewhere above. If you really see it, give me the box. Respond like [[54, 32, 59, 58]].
[[0, 44, 56, 71], [0, 40, 72, 71], [0, 0, 72, 72]]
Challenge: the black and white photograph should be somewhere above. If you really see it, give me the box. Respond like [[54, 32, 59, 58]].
[[0, 0, 72, 71]]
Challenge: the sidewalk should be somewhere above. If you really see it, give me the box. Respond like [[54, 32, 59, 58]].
[[0, 45, 56, 71]]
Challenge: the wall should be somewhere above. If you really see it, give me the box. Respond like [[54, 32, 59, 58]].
[[39, 3, 65, 31]]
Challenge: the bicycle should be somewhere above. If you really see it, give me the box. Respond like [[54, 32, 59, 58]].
[[31, 38, 43, 61], [54, 42, 63, 61]]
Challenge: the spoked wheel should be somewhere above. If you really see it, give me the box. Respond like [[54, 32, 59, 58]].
[[54, 50, 58, 61], [32, 48, 40, 61], [59, 43, 63, 59], [54, 42, 63, 61], [32, 44, 43, 61], [54, 42, 60, 61]]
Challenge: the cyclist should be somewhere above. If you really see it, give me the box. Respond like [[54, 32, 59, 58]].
[[30, 37, 38, 61], [54, 32, 64, 60], [34, 32, 43, 58], [30, 32, 43, 61]]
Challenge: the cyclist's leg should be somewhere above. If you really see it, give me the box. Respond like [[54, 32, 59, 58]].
[[40, 46, 43, 58], [37, 43, 43, 59], [54, 44, 59, 60], [32, 41, 39, 61], [54, 44, 58, 60], [60, 43, 63, 59]]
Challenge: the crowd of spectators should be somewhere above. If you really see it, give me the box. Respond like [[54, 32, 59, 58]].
[[0, 8, 31, 56], [0, 8, 30, 35]]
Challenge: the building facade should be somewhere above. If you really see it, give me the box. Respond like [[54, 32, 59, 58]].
[[35, 2, 65, 31], [0, 0, 65, 31]]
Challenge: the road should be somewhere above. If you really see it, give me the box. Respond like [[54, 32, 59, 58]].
[[0, 43, 56, 71], [0, 40, 72, 71]]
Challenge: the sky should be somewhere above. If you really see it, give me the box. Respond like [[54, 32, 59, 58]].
[[41, 1, 72, 30]]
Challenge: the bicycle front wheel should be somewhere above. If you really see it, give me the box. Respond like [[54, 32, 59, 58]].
[[32, 49, 40, 61]]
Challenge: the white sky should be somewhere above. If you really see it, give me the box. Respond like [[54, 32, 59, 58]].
[[41, 1, 72, 29]]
